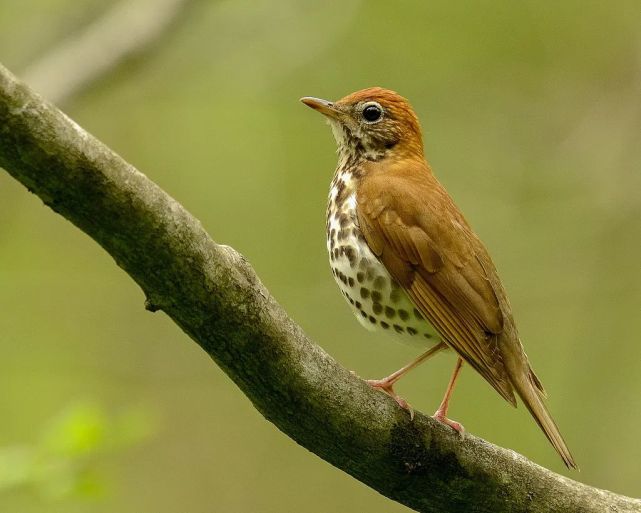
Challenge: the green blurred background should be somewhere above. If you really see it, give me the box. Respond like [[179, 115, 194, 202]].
[[1, 0, 640, 511]]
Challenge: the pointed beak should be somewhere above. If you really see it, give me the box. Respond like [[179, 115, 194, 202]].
[[300, 96, 343, 120]]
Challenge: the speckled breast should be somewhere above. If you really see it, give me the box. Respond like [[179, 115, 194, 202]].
[[326, 170, 440, 346]]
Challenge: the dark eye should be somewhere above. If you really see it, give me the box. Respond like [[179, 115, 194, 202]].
[[362, 103, 383, 123]]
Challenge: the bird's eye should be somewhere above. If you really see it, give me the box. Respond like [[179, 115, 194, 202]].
[[362, 103, 383, 123]]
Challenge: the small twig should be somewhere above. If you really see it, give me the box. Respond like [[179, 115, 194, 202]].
[[21, 0, 195, 104]]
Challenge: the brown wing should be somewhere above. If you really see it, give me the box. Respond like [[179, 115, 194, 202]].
[[357, 163, 516, 405]]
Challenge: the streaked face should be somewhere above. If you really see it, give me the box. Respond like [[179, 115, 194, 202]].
[[302, 88, 423, 161]]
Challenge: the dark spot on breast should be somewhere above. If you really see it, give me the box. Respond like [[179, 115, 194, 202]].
[[366, 267, 376, 281], [330, 228, 336, 240], [424, 333, 433, 339], [380, 321, 390, 329], [390, 288, 401, 303], [385, 306, 396, 319], [343, 246, 356, 266], [347, 277, 354, 287], [413, 308, 423, 320], [360, 310, 368, 318], [371, 290, 382, 303], [339, 213, 350, 228], [373, 276, 386, 290], [332, 248, 339, 260], [398, 309, 409, 321], [393, 324, 404, 334], [407, 327, 417, 335], [360, 287, 370, 299], [335, 179, 346, 204], [372, 303, 383, 315], [337, 229, 346, 241], [355, 301, 362, 309], [368, 315, 376, 324], [356, 272, 365, 283]]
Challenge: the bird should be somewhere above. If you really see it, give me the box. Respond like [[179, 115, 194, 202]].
[[301, 87, 576, 469]]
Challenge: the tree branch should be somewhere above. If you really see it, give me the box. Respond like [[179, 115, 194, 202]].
[[0, 63, 638, 513], [21, 0, 196, 105]]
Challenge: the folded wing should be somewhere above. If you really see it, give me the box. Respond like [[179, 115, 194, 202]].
[[357, 166, 516, 405]]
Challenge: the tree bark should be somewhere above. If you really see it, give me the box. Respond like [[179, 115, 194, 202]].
[[0, 63, 638, 513]]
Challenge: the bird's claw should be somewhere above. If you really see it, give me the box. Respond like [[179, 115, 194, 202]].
[[432, 409, 465, 438], [366, 379, 415, 420]]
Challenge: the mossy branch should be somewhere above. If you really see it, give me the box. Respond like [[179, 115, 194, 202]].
[[0, 63, 638, 513]]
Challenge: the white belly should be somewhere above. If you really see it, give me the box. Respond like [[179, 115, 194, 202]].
[[327, 186, 440, 347]]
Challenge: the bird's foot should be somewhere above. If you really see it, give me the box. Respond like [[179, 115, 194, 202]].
[[366, 378, 414, 420], [432, 408, 465, 437]]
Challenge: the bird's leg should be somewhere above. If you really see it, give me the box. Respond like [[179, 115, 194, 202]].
[[366, 342, 448, 419], [432, 357, 464, 433]]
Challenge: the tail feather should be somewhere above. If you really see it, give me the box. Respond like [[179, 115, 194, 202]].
[[513, 366, 577, 469], [528, 367, 547, 398]]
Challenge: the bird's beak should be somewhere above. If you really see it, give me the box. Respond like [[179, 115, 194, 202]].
[[300, 96, 343, 120]]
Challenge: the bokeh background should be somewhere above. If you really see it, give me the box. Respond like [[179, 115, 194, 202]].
[[1, 1, 640, 511]]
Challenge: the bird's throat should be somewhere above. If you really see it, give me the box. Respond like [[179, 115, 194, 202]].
[[331, 121, 388, 164]]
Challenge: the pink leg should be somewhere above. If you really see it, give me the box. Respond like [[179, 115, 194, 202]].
[[432, 357, 464, 433], [366, 342, 447, 419]]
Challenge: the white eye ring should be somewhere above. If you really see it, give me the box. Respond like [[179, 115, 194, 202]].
[[361, 102, 384, 123]]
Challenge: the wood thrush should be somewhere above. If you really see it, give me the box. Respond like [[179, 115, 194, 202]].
[[301, 87, 576, 469]]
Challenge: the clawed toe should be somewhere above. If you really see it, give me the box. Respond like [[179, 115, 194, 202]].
[[366, 379, 415, 420], [432, 409, 465, 437]]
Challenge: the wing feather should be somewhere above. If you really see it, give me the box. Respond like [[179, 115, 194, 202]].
[[357, 166, 516, 405]]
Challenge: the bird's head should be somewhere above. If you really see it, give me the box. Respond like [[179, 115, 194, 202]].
[[301, 87, 424, 162]]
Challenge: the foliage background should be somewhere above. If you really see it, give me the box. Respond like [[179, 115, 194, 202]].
[[1, 1, 640, 511]]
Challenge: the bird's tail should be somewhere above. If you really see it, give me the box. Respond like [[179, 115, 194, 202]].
[[511, 364, 578, 469]]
